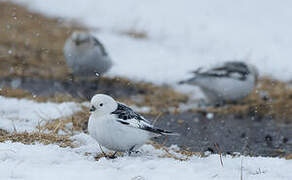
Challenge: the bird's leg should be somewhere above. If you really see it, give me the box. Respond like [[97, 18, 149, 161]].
[[128, 145, 140, 156], [98, 144, 108, 157], [107, 151, 118, 159], [98, 144, 118, 159]]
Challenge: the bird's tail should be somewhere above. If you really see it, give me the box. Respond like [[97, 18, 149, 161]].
[[178, 77, 198, 85], [144, 126, 180, 136], [155, 128, 180, 136], [178, 67, 203, 85]]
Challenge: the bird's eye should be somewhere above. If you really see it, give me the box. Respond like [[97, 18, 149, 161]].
[[99, 103, 103, 107]]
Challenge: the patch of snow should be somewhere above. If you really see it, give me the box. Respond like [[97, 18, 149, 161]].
[[206, 113, 214, 119], [0, 96, 82, 133], [0, 140, 291, 180]]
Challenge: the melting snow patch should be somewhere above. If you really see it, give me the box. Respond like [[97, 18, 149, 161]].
[[0, 96, 82, 133]]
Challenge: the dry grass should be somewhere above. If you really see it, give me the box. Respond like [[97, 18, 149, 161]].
[[0, 2, 85, 80], [0, 132, 74, 148], [119, 28, 148, 39], [41, 107, 89, 134], [0, 87, 81, 103], [149, 141, 203, 161], [0, 129, 9, 136], [285, 154, 292, 160], [192, 77, 292, 123]]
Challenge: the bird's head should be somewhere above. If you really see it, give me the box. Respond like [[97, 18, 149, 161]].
[[89, 94, 118, 116], [71, 31, 91, 46]]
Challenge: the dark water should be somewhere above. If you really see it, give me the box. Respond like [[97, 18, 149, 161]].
[[1, 77, 291, 157]]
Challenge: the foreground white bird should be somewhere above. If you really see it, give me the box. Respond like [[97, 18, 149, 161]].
[[64, 31, 112, 79], [88, 94, 177, 157], [179, 61, 258, 105]]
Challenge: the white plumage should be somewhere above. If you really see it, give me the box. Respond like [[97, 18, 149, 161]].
[[88, 94, 176, 154], [64, 31, 112, 79], [180, 61, 259, 104]]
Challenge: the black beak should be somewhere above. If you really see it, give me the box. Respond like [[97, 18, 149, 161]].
[[90, 106, 96, 112]]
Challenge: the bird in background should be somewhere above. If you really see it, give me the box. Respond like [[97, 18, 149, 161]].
[[88, 94, 178, 158], [63, 31, 113, 81], [179, 61, 259, 105]]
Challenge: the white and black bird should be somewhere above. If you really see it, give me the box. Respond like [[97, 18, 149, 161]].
[[64, 31, 113, 80], [88, 94, 177, 157], [179, 61, 259, 105]]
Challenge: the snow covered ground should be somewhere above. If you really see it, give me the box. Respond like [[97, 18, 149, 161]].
[[0, 134, 291, 180], [0, 96, 82, 133], [0, 93, 291, 180], [13, 0, 292, 86]]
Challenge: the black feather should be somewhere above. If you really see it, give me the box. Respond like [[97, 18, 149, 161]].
[[195, 61, 250, 81], [141, 126, 174, 135], [111, 103, 146, 122], [116, 120, 130, 125]]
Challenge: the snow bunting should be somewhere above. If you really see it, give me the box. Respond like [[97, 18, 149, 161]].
[[179, 61, 258, 105], [88, 94, 177, 156], [64, 31, 112, 79]]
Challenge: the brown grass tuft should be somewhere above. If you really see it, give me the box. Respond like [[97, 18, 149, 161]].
[[0, 132, 74, 147], [0, 129, 9, 136], [119, 28, 148, 39], [42, 107, 90, 134], [0, 2, 85, 80], [0, 87, 81, 103], [149, 141, 203, 161], [285, 154, 292, 160]]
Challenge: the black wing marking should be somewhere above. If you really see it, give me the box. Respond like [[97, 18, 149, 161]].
[[111, 103, 149, 122], [111, 103, 173, 135], [92, 37, 108, 56], [194, 61, 250, 81]]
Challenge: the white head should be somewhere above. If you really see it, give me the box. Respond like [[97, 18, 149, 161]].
[[71, 31, 92, 46], [89, 94, 118, 116]]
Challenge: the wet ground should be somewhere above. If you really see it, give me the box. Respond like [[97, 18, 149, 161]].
[[153, 113, 292, 157], [1, 77, 291, 157], [0, 77, 146, 100]]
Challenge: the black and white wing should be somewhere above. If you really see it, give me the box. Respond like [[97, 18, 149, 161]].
[[194, 61, 250, 81], [92, 36, 108, 56], [111, 103, 174, 135]]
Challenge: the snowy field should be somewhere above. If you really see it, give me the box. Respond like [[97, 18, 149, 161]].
[[13, 0, 292, 85], [1, 133, 292, 180], [0, 96, 291, 180]]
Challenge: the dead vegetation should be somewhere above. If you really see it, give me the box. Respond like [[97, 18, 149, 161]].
[[41, 107, 89, 134], [0, 132, 74, 148], [119, 28, 148, 39], [149, 141, 203, 161], [0, 87, 81, 103], [0, 2, 85, 80]]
